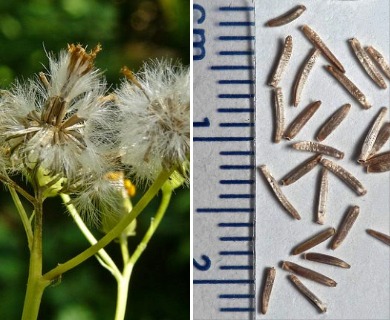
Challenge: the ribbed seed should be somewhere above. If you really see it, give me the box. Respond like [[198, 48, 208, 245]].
[[325, 65, 371, 109], [320, 158, 367, 196], [292, 141, 344, 159], [266, 5, 306, 27], [282, 261, 337, 287], [301, 25, 345, 72], [269, 36, 293, 87], [349, 38, 387, 89], [316, 104, 351, 142], [280, 154, 322, 186], [261, 267, 276, 314], [284, 101, 321, 140], [259, 165, 301, 220], [366, 46, 390, 79], [317, 168, 328, 225], [366, 229, 390, 246], [331, 206, 360, 250], [273, 87, 285, 143], [358, 107, 388, 163], [303, 252, 351, 268], [368, 123, 390, 157], [288, 274, 327, 313], [292, 227, 335, 255], [293, 48, 320, 107]]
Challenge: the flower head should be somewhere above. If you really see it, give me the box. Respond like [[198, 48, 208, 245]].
[[116, 59, 190, 186], [0, 44, 117, 180]]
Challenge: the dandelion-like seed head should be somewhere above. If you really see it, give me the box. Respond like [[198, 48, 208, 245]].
[[116, 59, 190, 186], [0, 44, 116, 181]]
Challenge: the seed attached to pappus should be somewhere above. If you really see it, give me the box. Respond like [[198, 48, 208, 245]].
[[368, 122, 390, 157], [288, 274, 327, 313], [366, 45, 390, 79], [273, 87, 285, 143], [330, 205, 360, 250], [358, 107, 388, 163], [292, 141, 344, 159], [366, 229, 390, 246], [280, 154, 322, 186], [301, 25, 345, 73], [282, 261, 337, 287], [325, 65, 371, 109], [320, 158, 367, 196], [259, 165, 301, 220], [317, 168, 328, 225], [293, 48, 320, 107], [365, 151, 390, 173], [303, 252, 351, 269], [316, 104, 351, 142], [292, 227, 335, 255], [284, 101, 321, 140], [349, 38, 387, 89], [261, 267, 276, 314], [269, 35, 293, 87], [266, 5, 306, 27]]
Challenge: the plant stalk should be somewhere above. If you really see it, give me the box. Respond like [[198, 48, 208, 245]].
[[21, 193, 50, 320], [43, 169, 173, 281]]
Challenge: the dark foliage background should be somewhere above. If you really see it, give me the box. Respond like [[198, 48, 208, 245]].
[[0, 0, 190, 319]]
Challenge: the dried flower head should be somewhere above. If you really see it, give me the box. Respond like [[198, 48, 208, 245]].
[[116, 59, 190, 186], [0, 44, 117, 181]]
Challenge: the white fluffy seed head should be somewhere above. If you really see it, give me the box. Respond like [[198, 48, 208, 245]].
[[116, 59, 190, 186], [69, 171, 130, 227], [0, 44, 118, 180]]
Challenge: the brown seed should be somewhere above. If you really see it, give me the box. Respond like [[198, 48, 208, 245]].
[[316, 104, 351, 142], [331, 206, 360, 250], [366, 229, 390, 246], [366, 152, 390, 173], [293, 48, 320, 107], [317, 168, 328, 225], [269, 36, 293, 87], [301, 25, 345, 73], [349, 38, 387, 89], [292, 141, 344, 159], [284, 101, 321, 140], [303, 252, 351, 268], [292, 227, 335, 255], [266, 5, 306, 27], [365, 151, 390, 166], [320, 158, 367, 196], [273, 87, 285, 143], [261, 267, 276, 314], [280, 154, 322, 186], [288, 274, 327, 313], [358, 107, 388, 163], [282, 261, 337, 287], [259, 165, 301, 220], [325, 65, 371, 109], [368, 123, 390, 157], [366, 46, 390, 79]]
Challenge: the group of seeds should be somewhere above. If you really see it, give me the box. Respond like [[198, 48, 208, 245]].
[[259, 4, 390, 315]]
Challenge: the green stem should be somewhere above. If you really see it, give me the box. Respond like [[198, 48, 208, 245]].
[[129, 183, 172, 265], [113, 184, 172, 320], [60, 193, 121, 279], [8, 187, 33, 251], [43, 169, 172, 282], [21, 192, 50, 320], [114, 236, 133, 320]]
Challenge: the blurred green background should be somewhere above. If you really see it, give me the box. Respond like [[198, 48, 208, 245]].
[[0, 0, 190, 319]]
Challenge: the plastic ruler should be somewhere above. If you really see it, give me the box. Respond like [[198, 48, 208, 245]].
[[192, 0, 256, 319]]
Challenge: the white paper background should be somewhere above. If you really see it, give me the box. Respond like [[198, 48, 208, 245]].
[[255, 1, 390, 319]]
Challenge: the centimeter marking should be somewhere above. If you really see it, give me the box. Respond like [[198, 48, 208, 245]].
[[193, 0, 256, 319]]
